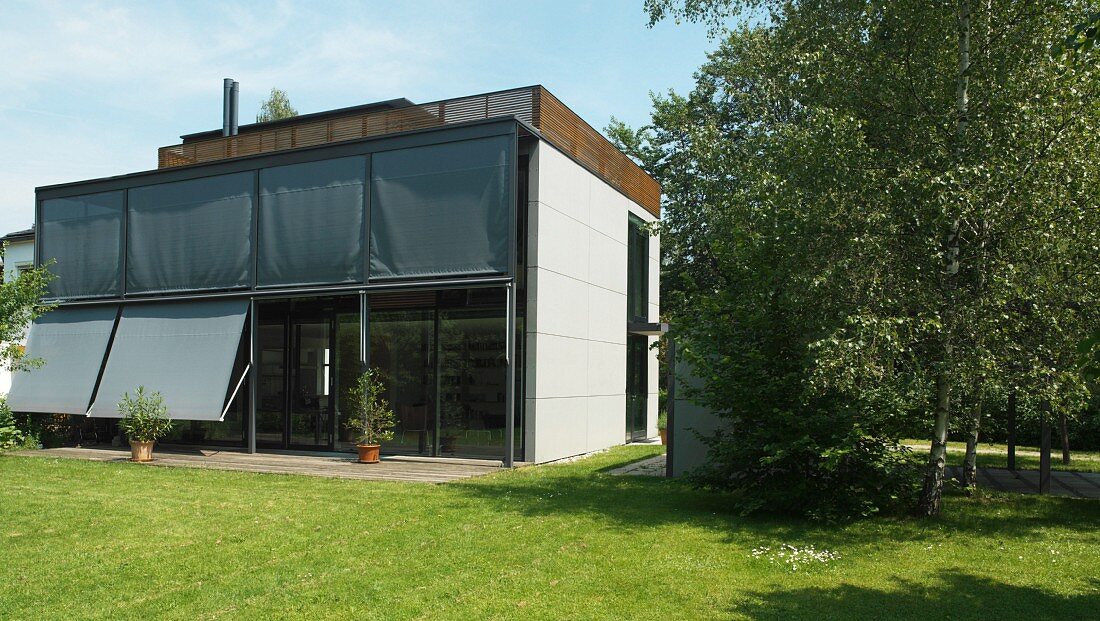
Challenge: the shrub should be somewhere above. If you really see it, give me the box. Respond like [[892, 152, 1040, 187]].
[[344, 369, 395, 445], [691, 417, 924, 522], [0, 396, 27, 450], [117, 386, 174, 443]]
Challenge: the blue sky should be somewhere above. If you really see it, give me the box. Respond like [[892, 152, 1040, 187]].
[[0, 0, 718, 236]]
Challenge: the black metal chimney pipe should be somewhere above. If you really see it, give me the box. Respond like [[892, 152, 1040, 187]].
[[230, 81, 239, 136], [222, 78, 233, 137]]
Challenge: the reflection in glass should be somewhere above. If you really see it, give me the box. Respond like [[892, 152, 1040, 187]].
[[367, 290, 509, 458], [256, 321, 286, 446], [289, 321, 331, 447]]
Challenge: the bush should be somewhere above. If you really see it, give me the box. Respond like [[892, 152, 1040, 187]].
[[0, 396, 26, 450], [691, 411, 924, 522], [117, 387, 174, 443]]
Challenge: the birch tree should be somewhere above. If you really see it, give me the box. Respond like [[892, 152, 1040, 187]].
[[629, 0, 1100, 517]]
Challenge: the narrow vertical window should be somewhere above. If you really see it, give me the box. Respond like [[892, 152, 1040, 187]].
[[627, 214, 649, 322]]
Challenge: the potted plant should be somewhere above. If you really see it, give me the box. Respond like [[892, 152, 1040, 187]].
[[657, 411, 668, 445], [117, 386, 174, 462], [344, 368, 396, 463], [438, 404, 465, 454]]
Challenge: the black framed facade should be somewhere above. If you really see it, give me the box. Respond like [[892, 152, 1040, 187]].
[[25, 119, 531, 463]]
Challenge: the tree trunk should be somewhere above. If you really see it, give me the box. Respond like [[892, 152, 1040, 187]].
[[962, 399, 982, 493], [1059, 413, 1071, 465], [917, 0, 969, 517], [918, 373, 953, 515]]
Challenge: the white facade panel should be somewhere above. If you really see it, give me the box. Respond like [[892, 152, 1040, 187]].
[[525, 140, 661, 462], [532, 332, 590, 399], [588, 230, 628, 295], [587, 340, 626, 397], [588, 286, 627, 346], [531, 204, 590, 280]]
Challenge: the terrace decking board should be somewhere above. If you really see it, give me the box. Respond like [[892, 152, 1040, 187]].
[[10, 447, 501, 483]]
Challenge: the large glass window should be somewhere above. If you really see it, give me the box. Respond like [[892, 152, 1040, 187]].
[[368, 289, 509, 458], [258, 157, 366, 287], [369, 135, 512, 280], [39, 191, 123, 299], [127, 172, 254, 293], [627, 214, 649, 322]]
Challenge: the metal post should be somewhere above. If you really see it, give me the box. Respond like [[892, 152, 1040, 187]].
[[247, 298, 258, 454], [1006, 391, 1017, 471], [359, 292, 368, 370], [504, 281, 516, 468], [222, 78, 233, 137], [230, 81, 239, 136], [665, 336, 676, 478], [1040, 402, 1052, 495]]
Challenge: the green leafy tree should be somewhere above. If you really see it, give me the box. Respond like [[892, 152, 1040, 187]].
[[623, 0, 1100, 518], [1, 243, 54, 373], [256, 87, 298, 123]]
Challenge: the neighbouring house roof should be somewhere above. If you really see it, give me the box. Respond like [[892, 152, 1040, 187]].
[[1, 227, 35, 243]]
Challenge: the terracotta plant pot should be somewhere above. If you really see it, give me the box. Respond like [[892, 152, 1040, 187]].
[[659, 429, 667, 445], [130, 440, 154, 462], [357, 444, 381, 464]]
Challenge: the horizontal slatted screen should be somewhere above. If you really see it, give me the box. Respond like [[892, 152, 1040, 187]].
[[158, 86, 660, 216], [534, 89, 662, 217]]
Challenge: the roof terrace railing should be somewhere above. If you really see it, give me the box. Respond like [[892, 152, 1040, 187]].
[[157, 86, 660, 216]]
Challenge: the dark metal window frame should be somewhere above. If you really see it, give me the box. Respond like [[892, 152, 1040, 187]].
[[626, 213, 649, 323]]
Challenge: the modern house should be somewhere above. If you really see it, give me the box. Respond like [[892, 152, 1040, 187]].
[[6, 85, 662, 465], [1, 227, 37, 395]]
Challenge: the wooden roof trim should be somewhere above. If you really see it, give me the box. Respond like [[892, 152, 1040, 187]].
[[157, 86, 660, 217]]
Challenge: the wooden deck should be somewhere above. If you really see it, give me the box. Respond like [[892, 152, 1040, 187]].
[[11, 446, 504, 483]]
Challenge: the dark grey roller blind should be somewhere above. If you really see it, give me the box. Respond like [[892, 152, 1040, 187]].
[[89, 299, 249, 421], [370, 135, 512, 279], [258, 156, 365, 287], [6, 306, 119, 415], [127, 172, 254, 293], [39, 192, 123, 299]]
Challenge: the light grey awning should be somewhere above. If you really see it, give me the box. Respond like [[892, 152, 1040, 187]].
[[88, 299, 249, 421], [6, 306, 119, 415]]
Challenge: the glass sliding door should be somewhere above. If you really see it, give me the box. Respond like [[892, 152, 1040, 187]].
[[366, 288, 510, 459], [255, 296, 358, 451], [438, 308, 507, 458], [369, 308, 436, 456], [256, 318, 288, 447], [334, 311, 363, 451], [288, 318, 333, 448], [626, 335, 649, 442]]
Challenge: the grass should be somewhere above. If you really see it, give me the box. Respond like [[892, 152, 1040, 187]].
[[1, 446, 1098, 620], [902, 439, 1100, 473]]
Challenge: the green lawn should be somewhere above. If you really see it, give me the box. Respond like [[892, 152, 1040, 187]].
[[903, 439, 1100, 473], [1, 446, 1098, 620]]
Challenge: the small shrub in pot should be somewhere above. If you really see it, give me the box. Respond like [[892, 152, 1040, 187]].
[[344, 369, 395, 463], [117, 386, 174, 462]]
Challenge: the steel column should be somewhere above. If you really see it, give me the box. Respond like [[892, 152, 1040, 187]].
[[504, 281, 516, 468], [665, 336, 676, 478], [248, 298, 258, 454]]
